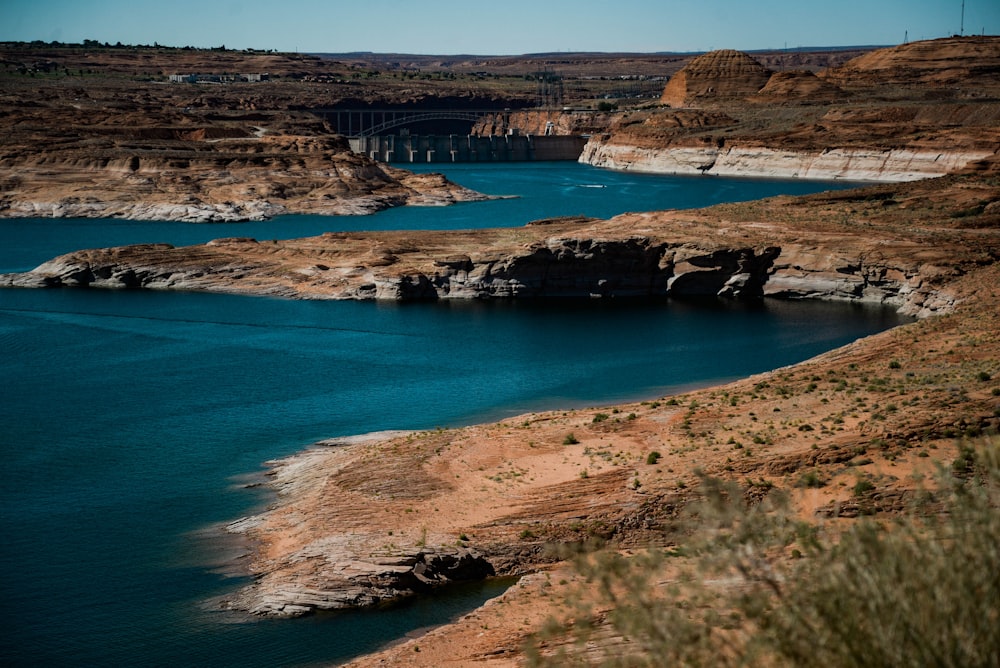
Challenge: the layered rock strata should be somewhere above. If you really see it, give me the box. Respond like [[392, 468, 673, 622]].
[[579, 142, 994, 182], [0, 71, 492, 222], [6, 171, 998, 320], [821, 35, 1000, 88], [583, 38, 1000, 182], [0, 132, 488, 222], [660, 49, 773, 108], [755, 69, 843, 101], [221, 436, 498, 616]]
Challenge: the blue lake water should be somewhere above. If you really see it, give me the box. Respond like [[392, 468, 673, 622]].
[[0, 164, 902, 666]]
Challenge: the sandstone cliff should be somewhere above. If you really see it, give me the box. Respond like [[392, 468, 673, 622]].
[[821, 35, 1000, 88], [660, 49, 772, 108], [6, 169, 997, 320], [471, 109, 609, 137], [755, 69, 844, 101], [0, 105, 487, 221], [579, 142, 995, 181], [580, 38, 1000, 181]]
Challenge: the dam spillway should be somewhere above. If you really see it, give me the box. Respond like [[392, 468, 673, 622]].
[[349, 134, 588, 163]]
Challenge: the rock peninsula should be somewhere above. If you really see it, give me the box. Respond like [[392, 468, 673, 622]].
[[5, 167, 996, 320], [0, 110, 487, 221]]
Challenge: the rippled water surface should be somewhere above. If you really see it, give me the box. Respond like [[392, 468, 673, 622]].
[[0, 164, 898, 666]]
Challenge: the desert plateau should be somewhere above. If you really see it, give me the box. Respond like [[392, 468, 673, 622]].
[[2, 33, 1000, 667]]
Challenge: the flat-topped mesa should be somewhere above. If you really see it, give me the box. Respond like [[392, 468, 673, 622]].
[[660, 49, 773, 108]]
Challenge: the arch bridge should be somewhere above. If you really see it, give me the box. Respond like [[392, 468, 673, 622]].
[[312, 108, 512, 137]]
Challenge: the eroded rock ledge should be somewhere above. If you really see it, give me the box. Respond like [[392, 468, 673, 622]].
[[579, 142, 995, 182], [0, 120, 490, 221], [5, 172, 997, 318], [225, 540, 496, 617]]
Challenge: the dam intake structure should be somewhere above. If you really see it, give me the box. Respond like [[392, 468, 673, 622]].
[[349, 132, 588, 163], [315, 107, 588, 163]]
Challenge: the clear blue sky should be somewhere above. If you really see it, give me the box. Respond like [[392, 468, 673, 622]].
[[2, 0, 997, 54]]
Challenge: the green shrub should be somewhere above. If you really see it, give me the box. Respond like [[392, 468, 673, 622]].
[[562, 433, 579, 445], [646, 451, 662, 465], [852, 478, 876, 496], [796, 470, 825, 488]]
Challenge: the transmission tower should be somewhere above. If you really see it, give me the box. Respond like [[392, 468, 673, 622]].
[[535, 69, 564, 109]]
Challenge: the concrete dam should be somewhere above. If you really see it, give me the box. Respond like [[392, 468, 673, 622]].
[[315, 108, 588, 163], [349, 133, 588, 163]]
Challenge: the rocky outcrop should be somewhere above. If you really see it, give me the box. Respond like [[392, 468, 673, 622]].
[[756, 70, 844, 101], [762, 248, 962, 318], [0, 74, 492, 222], [214, 431, 515, 618], [226, 541, 495, 617], [2, 236, 777, 302], [583, 39, 1000, 181], [579, 141, 995, 182], [822, 35, 1000, 88], [361, 238, 785, 301], [4, 235, 933, 309], [0, 131, 488, 221], [660, 49, 772, 108], [7, 170, 997, 318]]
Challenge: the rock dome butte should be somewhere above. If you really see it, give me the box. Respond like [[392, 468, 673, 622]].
[[660, 49, 773, 107]]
